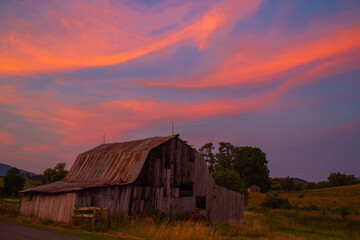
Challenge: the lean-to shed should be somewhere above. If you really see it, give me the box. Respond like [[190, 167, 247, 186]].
[[20, 135, 244, 222]]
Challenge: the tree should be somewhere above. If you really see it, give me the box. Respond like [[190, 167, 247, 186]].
[[3, 167, 25, 196], [233, 146, 270, 192], [281, 176, 294, 192], [261, 192, 290, 209], [270, 178, 283, 191], [316, 180, 330, 188], [215, 142, 236, 170], [41, 163, 68, 184], [199, 143, 217, 172], [211, 169, 248, 196], [302, 182, 317, 190], [327, 172, 360, 187], [199, 142, 270, 192]]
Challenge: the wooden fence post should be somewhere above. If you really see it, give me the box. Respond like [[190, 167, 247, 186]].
[[92, 208, 97, 228], [73, 207, 110, 231], [106, 208, 111, 230], [4, 198, 21, 212]]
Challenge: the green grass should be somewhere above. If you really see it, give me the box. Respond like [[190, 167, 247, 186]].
[[246, 184, 360, 239]]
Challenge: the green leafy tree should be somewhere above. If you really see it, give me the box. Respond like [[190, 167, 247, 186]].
[[316, 180, 330, 188], [199, 142, 270, 193], [3, 167, 25, 196], [41, 163, 68, 184], [199, 143, 217, 172], [261, 192, 291, 209], [281, 176, 294, 192], [302, 182, 317, 190], [270, 178, 283, 191], [211, 169, 248, 196], [328, 172, 360, 187], [215, 142, 236, 170], [233, 146, 270, 192]]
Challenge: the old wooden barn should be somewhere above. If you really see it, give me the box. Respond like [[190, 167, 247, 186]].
[[20, 135, 244, 222]]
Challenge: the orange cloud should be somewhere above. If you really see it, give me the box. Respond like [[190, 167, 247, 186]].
[[147, 23, 360, 89], [0, 0, 261, 75], [1, 49, 357, 147]]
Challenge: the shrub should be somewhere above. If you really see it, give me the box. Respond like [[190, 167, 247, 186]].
[[261, 192, 291, 209], [339, 207, 350, 218], [143, 208, 166, 223], [307, 204, 318, 211]]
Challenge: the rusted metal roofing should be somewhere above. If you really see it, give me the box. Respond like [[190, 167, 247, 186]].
[[22, 135, 177, 193]]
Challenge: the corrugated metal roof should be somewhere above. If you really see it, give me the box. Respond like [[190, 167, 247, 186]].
[[22, 135, 177, 193]]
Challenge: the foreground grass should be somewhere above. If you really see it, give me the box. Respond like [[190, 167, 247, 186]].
[[0, 185, 359, 239], [247, 184, 360, 211], [246, 184, 360, 240], [0, 209, 307, 240]]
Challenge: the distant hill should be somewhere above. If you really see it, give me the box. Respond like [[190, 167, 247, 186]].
[[0, 163, 41, 180], [292, 178, 308, 185], [272, 177, 308, 185]]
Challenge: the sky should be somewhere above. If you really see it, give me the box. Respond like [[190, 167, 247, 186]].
[[0, 0, 360, 182]]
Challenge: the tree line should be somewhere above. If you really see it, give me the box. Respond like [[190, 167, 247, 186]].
[[0, 163, 68, 197], [270, 172, 360, 192], [1, 148, 359, 197]]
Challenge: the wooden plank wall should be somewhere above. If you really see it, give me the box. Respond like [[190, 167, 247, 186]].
[[20, 192, 76, 222], [75, 185, 132, 216], [133, 137, 244, 222], [22, 137, 243, 222], [193, 150, 244, 222]]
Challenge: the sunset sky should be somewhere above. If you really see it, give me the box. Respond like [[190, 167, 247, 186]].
[[1, 0, 360, 181]]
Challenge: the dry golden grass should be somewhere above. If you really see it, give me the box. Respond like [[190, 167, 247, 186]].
[[246, 184, 360, 240], [1, 184, 359, 239], [284, 184, 360, 210]]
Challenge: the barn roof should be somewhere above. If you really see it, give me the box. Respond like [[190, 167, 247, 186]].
[[22, 135, 178, 193]]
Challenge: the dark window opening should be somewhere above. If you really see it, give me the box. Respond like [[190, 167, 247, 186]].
[[179, 183, 193, 197], [196, 196, 206, 210], [165, 156, 170, 169]]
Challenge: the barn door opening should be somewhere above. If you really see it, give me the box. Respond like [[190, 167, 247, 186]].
[[196, 196, 206, 210]]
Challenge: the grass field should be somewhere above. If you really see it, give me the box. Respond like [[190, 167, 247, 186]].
[[0, 184, 359, 239], [246, 184, 360, 240]]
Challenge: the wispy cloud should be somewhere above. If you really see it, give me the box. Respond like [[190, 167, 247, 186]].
[[0, 0, 359, 180]]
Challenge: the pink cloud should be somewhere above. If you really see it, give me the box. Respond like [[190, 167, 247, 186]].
[[21, 144, 56, 153], [0, 0, 261, 75], [320, 121, 360, 136], [0, 130, 15, 145], [145, 23, 360, 89], [1, 49, 358, 148]]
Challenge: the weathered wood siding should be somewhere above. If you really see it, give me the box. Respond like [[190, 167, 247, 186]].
[[21, 136, 243, 222], [75, 185, 132, 216], [20, 192, 76, 222], [132, 137, 244, 221]]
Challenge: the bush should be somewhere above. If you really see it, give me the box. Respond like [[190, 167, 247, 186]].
[[339, 207, 350, 218], [143, 208, 166, 223], [261, 193, 291, 209], [306, 204, 318, 211]]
